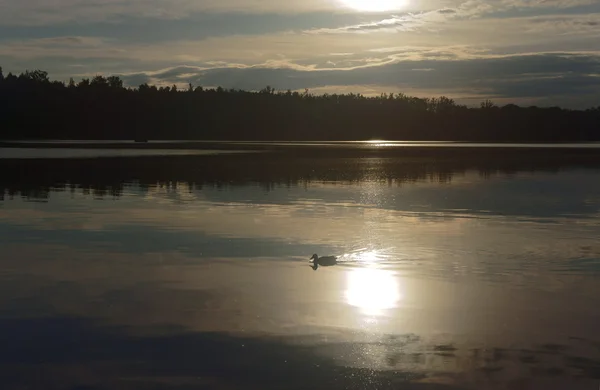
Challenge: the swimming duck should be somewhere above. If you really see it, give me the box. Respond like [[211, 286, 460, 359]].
[[310, 254, 338, 270]]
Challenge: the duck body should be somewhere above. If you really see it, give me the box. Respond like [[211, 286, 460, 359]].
[[310, 254, 338, 270]]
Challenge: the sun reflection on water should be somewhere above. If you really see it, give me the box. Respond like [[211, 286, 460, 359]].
[[345, 266, 401, 316], [357, 250, 379, 263]]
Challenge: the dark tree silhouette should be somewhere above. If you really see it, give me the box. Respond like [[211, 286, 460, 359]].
[[0, 66, 599, 141]]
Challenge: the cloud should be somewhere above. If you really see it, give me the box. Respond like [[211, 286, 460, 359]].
[[305, 8, 458, 34], [307, 15, 420, 34], [438, 8, 458, 14], [503, 0, 598, 8], [457, 0, 600, 18], [115, 53, 600, 107], [0, 0, 337, 25], [0, 12, 383, 44], [525, 14, 600, 33]]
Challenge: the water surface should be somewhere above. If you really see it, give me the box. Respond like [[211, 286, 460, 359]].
[[0, 147, 257, 159], [1, 147, 599, 390]]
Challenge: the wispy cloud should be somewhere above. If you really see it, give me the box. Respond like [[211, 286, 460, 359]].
[[0, 0, 334, 25], [455, 0, 600, 18], [112, 52, 600, 107], [306, 15, 420, 33], [525, 14, 600, 33], [305, 8, 456, 34]]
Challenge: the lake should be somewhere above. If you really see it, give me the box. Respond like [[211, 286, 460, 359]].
[[1, 144, 599, 390]]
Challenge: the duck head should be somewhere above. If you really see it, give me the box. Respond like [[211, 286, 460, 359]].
[[310, 254, 318, 262]]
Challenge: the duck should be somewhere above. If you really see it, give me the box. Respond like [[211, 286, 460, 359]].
[[310, 254, 338, 270]]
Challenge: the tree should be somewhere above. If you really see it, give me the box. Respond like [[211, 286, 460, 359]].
[[91, 75, 108, 88], [502, 104, 519, 111], [78, 78, 91, 88], [0, 66, 4, 82], [107, 76, 123, 89], [481, 100, 497, 110], [260, 85, 275, 95], [21, 69, 49, 83], [138, 83, 150, 92]]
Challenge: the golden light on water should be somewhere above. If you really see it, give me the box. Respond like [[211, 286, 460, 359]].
[[339, 0, 408, 12], [358, 250, 379, 262], [345, 267, 401, 316]]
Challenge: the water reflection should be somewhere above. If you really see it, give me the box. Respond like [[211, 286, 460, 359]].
[[3, 148, 600, 203], [0, 147, 254, 159], [356, 250, 380, 263], [1, 147, 600, 389], [345, 268, 401, 316]]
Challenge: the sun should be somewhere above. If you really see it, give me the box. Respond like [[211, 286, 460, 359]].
[[340, 0, 408, 12]]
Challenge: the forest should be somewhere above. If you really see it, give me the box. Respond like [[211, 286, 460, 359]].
[[1, 67, 599, 141]]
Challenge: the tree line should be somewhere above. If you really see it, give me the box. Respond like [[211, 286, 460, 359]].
[[1, 67, 599, 141]]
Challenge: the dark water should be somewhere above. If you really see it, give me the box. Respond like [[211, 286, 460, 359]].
[[1, 145, 600, 390]]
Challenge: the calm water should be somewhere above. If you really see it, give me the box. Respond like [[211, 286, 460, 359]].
[[1, 146, 600, 390], [0, 148, 257, 159]]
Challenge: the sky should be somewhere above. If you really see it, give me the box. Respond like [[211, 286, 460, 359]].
[[0, 0, 599, 107]]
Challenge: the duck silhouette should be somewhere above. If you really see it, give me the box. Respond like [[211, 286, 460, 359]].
[[310, 254, 338, 270]]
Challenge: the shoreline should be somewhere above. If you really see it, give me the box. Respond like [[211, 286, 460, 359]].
[[2, 141, 600, 161], [2, 140, 600, 150]]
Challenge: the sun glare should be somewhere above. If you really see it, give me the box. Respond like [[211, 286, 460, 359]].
[[345, 268, 401, 316], [339, 0, 408, 12]]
